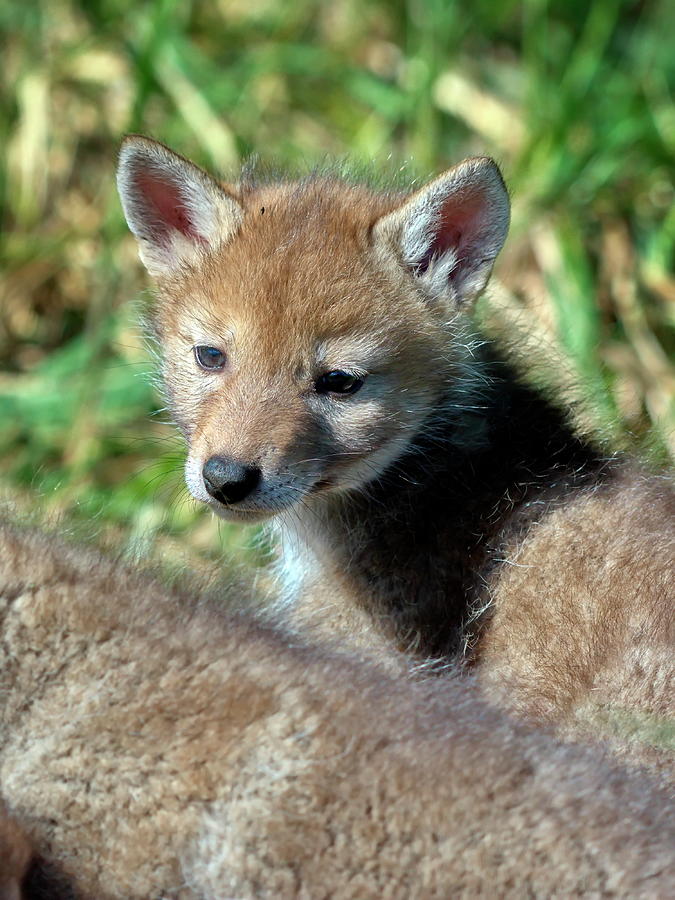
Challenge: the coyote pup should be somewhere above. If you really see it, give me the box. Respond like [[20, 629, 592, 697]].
[[117, 138, 674, 729]]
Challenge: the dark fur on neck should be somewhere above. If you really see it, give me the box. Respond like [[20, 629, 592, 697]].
[[315, 344, 612, 659]]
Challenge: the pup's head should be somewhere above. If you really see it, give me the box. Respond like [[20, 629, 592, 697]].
[[117, 137, 509, 522]]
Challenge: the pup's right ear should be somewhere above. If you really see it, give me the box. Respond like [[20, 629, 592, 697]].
[[117, 136, 243, 278]]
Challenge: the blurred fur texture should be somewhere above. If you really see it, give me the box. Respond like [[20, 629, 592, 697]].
[[116, 139, 674, 767], [1, 520, 675, 899], [478, 467, 675, 774]]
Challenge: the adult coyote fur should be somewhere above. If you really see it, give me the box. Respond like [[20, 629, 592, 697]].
[[117, 137, 674, 738], [0, 520, 674, 898]]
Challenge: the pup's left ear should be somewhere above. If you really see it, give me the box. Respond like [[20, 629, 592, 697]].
[[373, 157, 510, 306]]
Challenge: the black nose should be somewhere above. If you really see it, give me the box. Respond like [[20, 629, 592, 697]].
[[202, 457, 261, 505]]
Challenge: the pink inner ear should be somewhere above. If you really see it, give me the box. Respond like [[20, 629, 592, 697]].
[[417, 188, 486, 274], [135, 168, 207, 245]]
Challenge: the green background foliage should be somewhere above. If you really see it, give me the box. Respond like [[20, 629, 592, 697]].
[[1, 0, 673, 574]]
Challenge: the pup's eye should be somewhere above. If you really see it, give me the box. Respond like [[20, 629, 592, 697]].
[[194, 346, 226, 370], [315, 371, 364, 395]]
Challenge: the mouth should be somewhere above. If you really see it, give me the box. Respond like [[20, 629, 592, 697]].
[[208, 502, 278, 524], [197, 472, 340, 521]]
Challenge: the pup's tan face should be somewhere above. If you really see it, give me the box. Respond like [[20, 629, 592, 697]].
[[154, 183, 451, 521], [117, 139, 509, 521]]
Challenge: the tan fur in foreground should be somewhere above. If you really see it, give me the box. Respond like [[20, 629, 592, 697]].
[[478, 469, 675, 772], [1, 520, 674, 898], [116, 138, 674, 766]]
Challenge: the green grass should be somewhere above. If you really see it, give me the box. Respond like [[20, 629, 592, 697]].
[[1, 0, 673, 570], [575, 701, 675, 755]]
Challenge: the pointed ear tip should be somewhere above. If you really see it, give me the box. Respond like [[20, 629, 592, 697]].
[[118, 136, 146, 169], [434, 156, 507, 198], [471, 155, 500, 168], [463, 157, 510, 207], [118, 134, 169, 165], [120, 133, 147, 150], [460, 156, 505, 182]]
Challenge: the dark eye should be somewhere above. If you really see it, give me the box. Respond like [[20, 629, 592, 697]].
[[315, 370, 365, 395], [194, 346, 226, 370]]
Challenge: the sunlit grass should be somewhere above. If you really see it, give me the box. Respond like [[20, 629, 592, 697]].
[[1, 0, 673, 570]]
